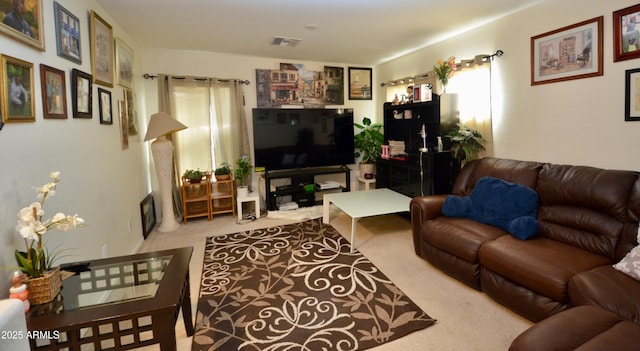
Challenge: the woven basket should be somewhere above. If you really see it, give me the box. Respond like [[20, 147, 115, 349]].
[[27, 266, 61, 305]]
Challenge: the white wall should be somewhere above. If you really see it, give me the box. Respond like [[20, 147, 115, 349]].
[[377, 0, 640, 171], [0, 0, 147, 297]]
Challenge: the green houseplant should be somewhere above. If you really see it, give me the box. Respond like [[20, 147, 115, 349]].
[[446, 123, 486, 161], [214, 162, 232, 181], [183, 169, 205, 183], [354, 117, 384, 177], [234, 156, 253, 197]]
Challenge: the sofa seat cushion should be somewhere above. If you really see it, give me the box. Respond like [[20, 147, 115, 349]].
[[510, 305, 640, 351], [421, 217, 506, 263], [479, 236, 611, 302], [569, 265, 640, 324]]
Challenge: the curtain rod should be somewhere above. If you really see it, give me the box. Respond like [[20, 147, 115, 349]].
[[142, 73, 250, 85], [380, 49, 504, 87]]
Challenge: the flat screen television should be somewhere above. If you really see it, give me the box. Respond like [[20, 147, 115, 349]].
[[252, 108, 355, 171]]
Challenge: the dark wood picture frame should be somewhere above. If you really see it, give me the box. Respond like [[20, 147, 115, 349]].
[[348, 67, 372, 100], [1, 54, 35, 123], [39, 64, 67, 119], [0, 0, 44, 50], [98, 88, 112, 124], [53, 1, 81, 64], [531, 16, 603, 85], [71, 68, 92, 118], [625, 68, 640, 121], [140, 193, 156, 239], [90, 10, 114, 87], [613, 4, 640, 62]]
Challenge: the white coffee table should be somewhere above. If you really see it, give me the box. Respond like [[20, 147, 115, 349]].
[[322, 188, 411, 252]]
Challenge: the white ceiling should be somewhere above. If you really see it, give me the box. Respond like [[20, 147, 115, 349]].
[[95, 0, 542, 65]]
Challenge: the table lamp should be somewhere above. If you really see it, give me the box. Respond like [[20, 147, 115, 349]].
[[144, 112, 187, 232]]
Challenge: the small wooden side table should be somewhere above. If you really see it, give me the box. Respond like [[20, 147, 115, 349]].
[[358, 176, 376, 191], [237, 192, 260, 219]]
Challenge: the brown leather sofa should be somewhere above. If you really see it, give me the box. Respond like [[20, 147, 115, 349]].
[[410, 157, 640, 348]]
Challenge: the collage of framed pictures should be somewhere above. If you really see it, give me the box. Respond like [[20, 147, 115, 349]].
[[0, 2, 140, 135]]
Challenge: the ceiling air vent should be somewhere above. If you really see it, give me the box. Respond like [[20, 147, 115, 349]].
[[271, 36, 301, 47]]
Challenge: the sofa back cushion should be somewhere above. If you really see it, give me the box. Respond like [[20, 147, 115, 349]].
[[451, 157, 545, 197], [537, 164, 638, 260], [617, 178, 640, 261]]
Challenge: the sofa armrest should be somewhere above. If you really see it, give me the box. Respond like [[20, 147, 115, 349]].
[[410, 195, 448, 255]]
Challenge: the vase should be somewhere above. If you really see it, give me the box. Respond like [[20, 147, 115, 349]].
[[27, 266, 61, 305], [439, 79, 448, 94]]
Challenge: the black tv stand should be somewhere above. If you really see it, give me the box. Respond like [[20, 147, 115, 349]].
[[263, 165, 351, 211]]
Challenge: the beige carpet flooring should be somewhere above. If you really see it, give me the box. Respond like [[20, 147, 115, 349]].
[[136, 206, 532, 350]]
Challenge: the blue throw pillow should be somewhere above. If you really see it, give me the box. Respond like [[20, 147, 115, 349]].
[[442, 196, 471, 217], [508, 216, 539, 240], [442, 177, 539, 240]]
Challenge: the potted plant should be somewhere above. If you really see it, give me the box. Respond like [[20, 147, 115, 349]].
[[214, 162, 232, 181], [234, 156, 253, 197], [446, 123, 486, 162], [354, 117, 384, 178], [183, 169, 205, 183]]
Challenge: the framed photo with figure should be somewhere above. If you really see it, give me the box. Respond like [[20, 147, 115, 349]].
[[71, 68, 92, 119], [531, 16, 603, 85], [0, 0, 44, 50], [613, 4, 640, 62], [54, 1, 81, 64], [98, 88, 112, 124], [39, 64, 67, 119], [1, 54, 35, 123]]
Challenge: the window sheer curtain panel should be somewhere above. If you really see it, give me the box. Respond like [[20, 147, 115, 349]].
[[446, 58, 494, 157], [156, 74, 250, 216]]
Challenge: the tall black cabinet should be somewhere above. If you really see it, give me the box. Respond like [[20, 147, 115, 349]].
[[376, 94, 460, 197]]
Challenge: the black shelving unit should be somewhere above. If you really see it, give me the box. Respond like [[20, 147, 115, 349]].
[[263, 166, 351, 210], [378, 96, 460, 197]]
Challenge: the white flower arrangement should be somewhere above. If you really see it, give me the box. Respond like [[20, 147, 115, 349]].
[[15, 172, 85, 278]]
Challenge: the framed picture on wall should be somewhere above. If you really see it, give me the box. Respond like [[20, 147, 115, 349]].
[[118, 100, 129, 150], [624, 68, 640, 121], [613, 4, 640, 62], [71, 68, 92, 118], [98, 88, 112, 124], [531, 16, 603, 85], [140, 193, 156, 239], [0, 0, 44, 50], [53, 1, 81, 64], [39, 64, 67, 119], [90, 10, 114, 87], [1, 54, 35, 123], [115, 38, 134, 89], [348, 67, 372, 100]]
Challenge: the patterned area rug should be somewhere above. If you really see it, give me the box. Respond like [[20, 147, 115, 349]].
[[192, 218, 435, 351]]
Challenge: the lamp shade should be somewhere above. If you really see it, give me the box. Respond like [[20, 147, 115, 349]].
[[144, 112, 188, 141]]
